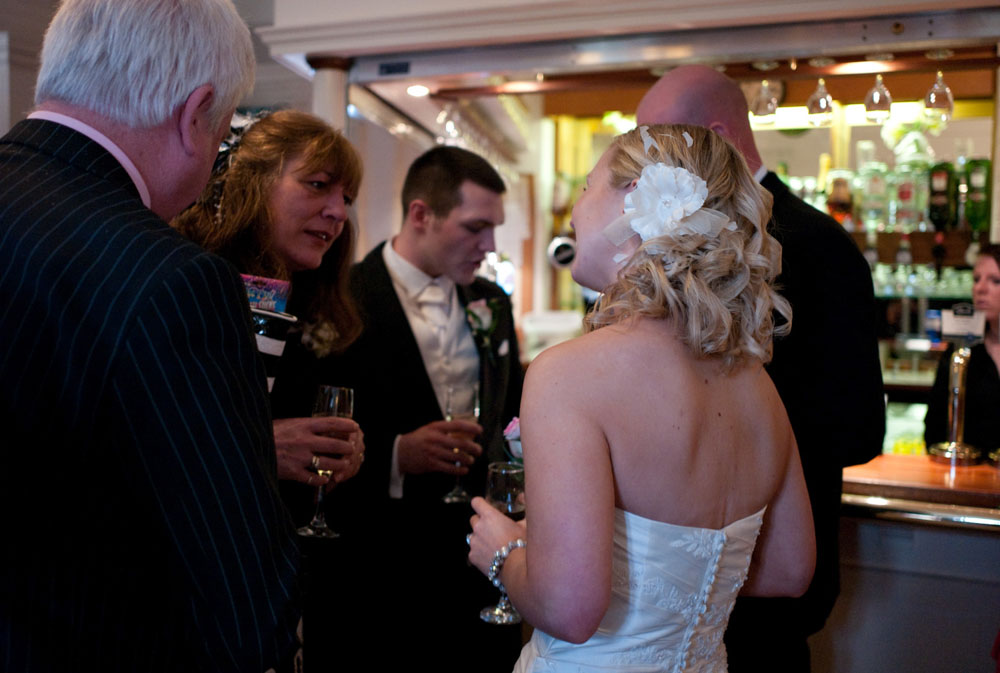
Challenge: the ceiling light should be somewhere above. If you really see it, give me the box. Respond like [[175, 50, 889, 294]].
[[923, 71, 954, 123], [925, 48, 954, 61], [865, 52, 894, 62], [808, 56, 835, 68], [864, 74, 892, 123], [806, 78, 834, 127], [750, 80, 778, 125], [752, 61, 780, 72], [406, 84, 430, 97]]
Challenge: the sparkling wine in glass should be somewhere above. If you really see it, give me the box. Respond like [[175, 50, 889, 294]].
[[480, 461, 525, 625], [442, 383, 479, 504], [297, 385, 354, 539]]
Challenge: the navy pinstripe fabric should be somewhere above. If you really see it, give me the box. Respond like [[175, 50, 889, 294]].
[[0, 119, 300, 672]]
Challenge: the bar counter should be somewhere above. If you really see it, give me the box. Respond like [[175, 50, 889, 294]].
[[812, 454, 1000, 672], [841, 454, 1000, 530]]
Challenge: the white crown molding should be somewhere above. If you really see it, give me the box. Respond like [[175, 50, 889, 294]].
[[259, 0, 999, 60]]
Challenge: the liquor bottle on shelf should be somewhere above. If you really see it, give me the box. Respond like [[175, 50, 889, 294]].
[[928, 161, 957, 231], [894, 232, 913, 270], [853, 140, 889, 232], [891, 160, 928, 233], [826, 169, 855, 230], [862, 229, 879, 271], [954, 139, 971, 229], [931, 231, 947, 281], [964, 158, 991, 233]]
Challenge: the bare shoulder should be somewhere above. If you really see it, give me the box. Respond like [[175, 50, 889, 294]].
[[524, 323, 657, 389]]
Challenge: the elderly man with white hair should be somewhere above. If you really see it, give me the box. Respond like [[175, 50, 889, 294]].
[[0, 1, 301, 671]]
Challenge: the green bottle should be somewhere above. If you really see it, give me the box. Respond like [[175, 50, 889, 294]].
[[964, 158, 991, 232], [928, 161, 956, 231]]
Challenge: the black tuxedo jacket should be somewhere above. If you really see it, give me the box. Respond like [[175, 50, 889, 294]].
[[725, 172, 886, 666], [0, 119, 300, 672], [316, 241, 524, 671], [328, 241, 523, 512]]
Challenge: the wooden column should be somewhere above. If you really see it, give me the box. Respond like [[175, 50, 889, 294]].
[[306, 56, 354, 131]]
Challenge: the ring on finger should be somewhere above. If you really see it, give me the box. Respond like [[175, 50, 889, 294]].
[[311, 455, 321, 470]]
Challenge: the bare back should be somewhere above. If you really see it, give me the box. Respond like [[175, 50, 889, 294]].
[[521, 316, 794, 532], [597, 318, 793, 529]]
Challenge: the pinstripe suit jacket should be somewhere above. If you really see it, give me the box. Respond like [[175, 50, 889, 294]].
[[0, 119, 300, 672]]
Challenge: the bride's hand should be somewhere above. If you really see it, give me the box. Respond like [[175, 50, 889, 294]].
[[468, 496, 527, 577]]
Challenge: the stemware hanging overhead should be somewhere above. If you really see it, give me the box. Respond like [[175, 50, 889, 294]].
[[750, 80, 778, 125], [864, 74, 892, 123], [923, 71, 954, 123], [806, 78, 834, 127]]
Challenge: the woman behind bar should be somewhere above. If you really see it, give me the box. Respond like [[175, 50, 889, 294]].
[[924, 243, 1000, 454], [173, 109, 365, 501], [468, 124, 815, 672]]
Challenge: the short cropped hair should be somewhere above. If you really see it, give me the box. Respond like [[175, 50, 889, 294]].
[[587, 124, 792, 371], [35, 0, 255, 130], [401, 145, 505, 218]]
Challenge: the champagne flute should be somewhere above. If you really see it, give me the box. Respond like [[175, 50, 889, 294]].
[[441, 383, 479, 504], [480, 461, 525, 625], [297, 385, 354, 539]]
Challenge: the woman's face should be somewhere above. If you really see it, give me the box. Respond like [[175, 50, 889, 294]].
[[973, 255, 1000, 324], [569, 151, 638, 291], [268, 153, 352, 273]]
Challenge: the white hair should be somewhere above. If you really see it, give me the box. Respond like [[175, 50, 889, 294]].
[[35, 0, 255, 129]]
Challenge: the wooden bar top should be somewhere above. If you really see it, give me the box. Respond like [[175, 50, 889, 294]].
[[843, 454, 1000, 509]]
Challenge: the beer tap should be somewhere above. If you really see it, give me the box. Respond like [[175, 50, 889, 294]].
[[928, 343, 983, 465]]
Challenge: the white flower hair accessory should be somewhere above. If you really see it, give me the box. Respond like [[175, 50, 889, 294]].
[[623, 163, 738, 242]]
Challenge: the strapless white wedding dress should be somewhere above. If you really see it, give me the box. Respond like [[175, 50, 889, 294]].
[[513, 506, 766, 673]]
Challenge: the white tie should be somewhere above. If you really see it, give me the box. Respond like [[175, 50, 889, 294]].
[[418, 281, 450, 331]]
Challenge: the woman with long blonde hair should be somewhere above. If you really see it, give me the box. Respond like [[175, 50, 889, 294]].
[[468, 124, 815, 672]]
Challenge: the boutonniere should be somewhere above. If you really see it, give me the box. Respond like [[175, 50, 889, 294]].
[[299, 319, 339, 358], [503, 417, 523, 464], [465, 298, 501, 362]]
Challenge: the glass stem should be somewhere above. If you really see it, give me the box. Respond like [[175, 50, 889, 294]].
[[311, 486, 326, 527]]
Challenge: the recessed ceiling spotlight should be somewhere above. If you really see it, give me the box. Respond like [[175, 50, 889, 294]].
[[865, 52, 894, 62], [406, 84, 430, 97], [808, 56, 835, 68], [752, 60, 780, 72], [925, 48, 954, 61]]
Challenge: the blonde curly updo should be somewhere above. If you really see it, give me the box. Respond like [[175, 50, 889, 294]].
[[586, 124, 791, 371]]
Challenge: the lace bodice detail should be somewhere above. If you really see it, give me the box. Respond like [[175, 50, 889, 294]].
[[514, 507, 766, 673]]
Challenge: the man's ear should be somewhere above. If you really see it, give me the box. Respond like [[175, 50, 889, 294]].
[[707, 121, 728, 138], [177, 83, 216, 156], [407, 199, 434, 232]]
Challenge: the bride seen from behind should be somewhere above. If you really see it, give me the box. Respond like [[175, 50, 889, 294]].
[[468, 124, 815, 671]]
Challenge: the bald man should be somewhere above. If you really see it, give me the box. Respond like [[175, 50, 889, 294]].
[[638, 65, 885, 672]]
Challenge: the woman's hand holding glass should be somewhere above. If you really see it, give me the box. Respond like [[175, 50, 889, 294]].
[[274, 416, 363, 490], [469, 471, 527, 626], [298, 385, 356, 539], [468, 496, 526, 577]]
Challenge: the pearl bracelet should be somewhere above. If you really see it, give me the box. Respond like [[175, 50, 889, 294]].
[[487, 538, 526, 588]]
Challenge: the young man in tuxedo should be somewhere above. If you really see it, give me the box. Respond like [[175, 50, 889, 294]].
[[636, 65, 885, 672], [320, 146, 524, 672], [0, 1, 300, 670]]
